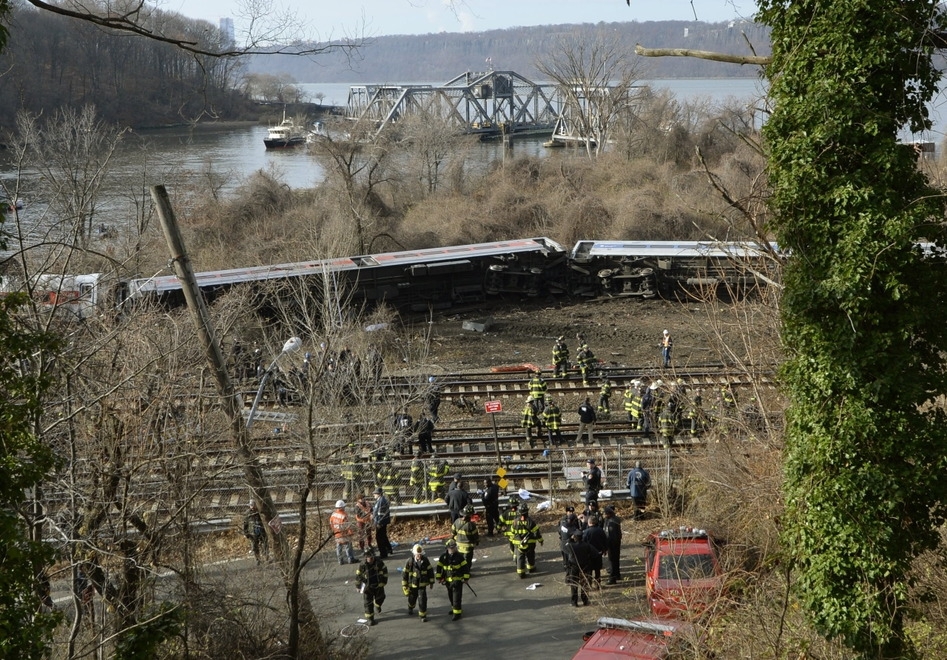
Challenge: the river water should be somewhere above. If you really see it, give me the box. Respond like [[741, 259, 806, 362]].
[[1, 77, 943, 231]]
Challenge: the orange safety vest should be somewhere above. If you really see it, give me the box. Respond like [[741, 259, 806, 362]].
[[330, 509, 352, 542]]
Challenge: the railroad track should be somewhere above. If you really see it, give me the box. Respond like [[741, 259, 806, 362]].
[[46, 366, 781, 532]]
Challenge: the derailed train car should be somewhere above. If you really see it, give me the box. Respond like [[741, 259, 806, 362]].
[[125, 237, 568, 313], [6, 237, 779, 319], [569, 240, 780, 299]]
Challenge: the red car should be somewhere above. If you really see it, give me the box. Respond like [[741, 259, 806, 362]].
[[644, 527, 723, 617], [571, 617, 698, 660]]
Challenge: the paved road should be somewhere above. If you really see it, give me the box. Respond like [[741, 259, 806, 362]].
[[316, 532, 650, 660]]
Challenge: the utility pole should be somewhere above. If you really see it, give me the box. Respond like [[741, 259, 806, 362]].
[[151, 185, 321, 655]]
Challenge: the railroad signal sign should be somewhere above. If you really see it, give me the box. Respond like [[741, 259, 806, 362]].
[[485, 400, 503, 413], [496, 466, 508, 489]]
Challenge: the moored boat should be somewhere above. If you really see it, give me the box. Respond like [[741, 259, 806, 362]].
[[263, 112, 307, 149]]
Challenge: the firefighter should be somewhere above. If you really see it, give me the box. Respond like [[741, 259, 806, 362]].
[[451, 504, 480, 570], [577, 343, 596, 385], [597, 378, 612, 417], [521, 396, 541, 448], [527, 370, 548, 403], [510, 502, 543, 578], [427, 455, 449, 501], [436, 539, 470, 621], [402, 544, 435, 622], [552, 336, 570, 378], [409, 452, 426, 503], [341, 445, 363, 502], [542, 396, 563, 447], [498, 495, 521, 559], [355, 548, 388, 626]]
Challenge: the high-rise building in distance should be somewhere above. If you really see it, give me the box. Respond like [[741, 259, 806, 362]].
[[219, 17, 235, 48]]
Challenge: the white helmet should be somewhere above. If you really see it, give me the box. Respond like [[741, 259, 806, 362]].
[[663, 329, 669, 335], [335, 500, 346, 508], [412, 544, 424, 555]]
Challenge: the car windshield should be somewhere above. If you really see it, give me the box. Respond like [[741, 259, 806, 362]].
[[658, 552, 716, 580]]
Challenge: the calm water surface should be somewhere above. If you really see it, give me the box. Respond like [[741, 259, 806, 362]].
[[3, 77, 944, 232]]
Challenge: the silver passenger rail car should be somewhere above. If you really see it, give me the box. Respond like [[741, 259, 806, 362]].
[[570, 240, 781, 298], [126, 237, 568, 313]]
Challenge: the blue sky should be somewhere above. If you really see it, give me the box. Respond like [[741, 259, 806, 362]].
[[172, 0, 758, 39]]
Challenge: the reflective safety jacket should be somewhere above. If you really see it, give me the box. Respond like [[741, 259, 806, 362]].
[[356, 559, 388, 592], [553, 340, 569, 365], [528, 375, 548, 401], [451, 517, 480, 553], [402, 554, 435, 591], [542, 403, 562, 430], [428, 461, 450, 488], [341, 456, 361, 480], [498, 506, 519, 537], [330, 509, 353, 543], [521, 401, 540, 429], [435, 551, 470, 583], [510, 515, 543, 550], [409, 459, 425, 485]]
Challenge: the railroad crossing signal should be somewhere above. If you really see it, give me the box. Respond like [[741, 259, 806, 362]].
[[485, 400, 502, 414], [496, 466, 508, 489]]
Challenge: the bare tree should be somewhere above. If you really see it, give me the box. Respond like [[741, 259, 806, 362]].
[[309, 119, 394, 254], [13, 106, 126, 248], [394, 111, 470, 195], [21, 0, 364, 58], [536, 32, 643, 158]]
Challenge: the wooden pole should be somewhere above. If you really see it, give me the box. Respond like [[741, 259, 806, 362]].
[[150, 185, 320, 655]]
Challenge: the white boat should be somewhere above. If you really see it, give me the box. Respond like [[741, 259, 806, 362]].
[[263, 112, 306, 149], [306, 121, 329, 144]]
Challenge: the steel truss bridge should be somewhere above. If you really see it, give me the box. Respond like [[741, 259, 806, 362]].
[[344, 70, 564, 140]]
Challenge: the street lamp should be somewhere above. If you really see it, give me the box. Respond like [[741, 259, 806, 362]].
[[246, 336, 302, 431]]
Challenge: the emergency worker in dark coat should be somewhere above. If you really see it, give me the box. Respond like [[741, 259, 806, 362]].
[[564, 532, 594, 606]]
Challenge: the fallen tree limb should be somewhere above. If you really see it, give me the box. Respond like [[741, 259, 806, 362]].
[[635, 44, 771, 66]]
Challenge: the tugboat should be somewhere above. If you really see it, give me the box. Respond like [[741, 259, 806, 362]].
[[263, 111, 306, 149]]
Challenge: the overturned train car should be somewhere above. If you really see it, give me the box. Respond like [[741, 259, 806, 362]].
[[125, 237, 569, 314], [124, 238, 777, 314], [11, 238, 777, 319]]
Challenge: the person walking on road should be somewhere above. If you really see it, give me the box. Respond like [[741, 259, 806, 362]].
[[330, 500, 356, 565], [510, 503, 543, 578], [498, 496, 521, 560], [576, 397, 597, 445], [436, 539, 470, 621], [627, 461, 652, 519], [402, 544, 435, 622], [602, 505, 623, 584], [372, 487, 393, 558], [355, 548, 388, 626], [451, 504, 480, 571]]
